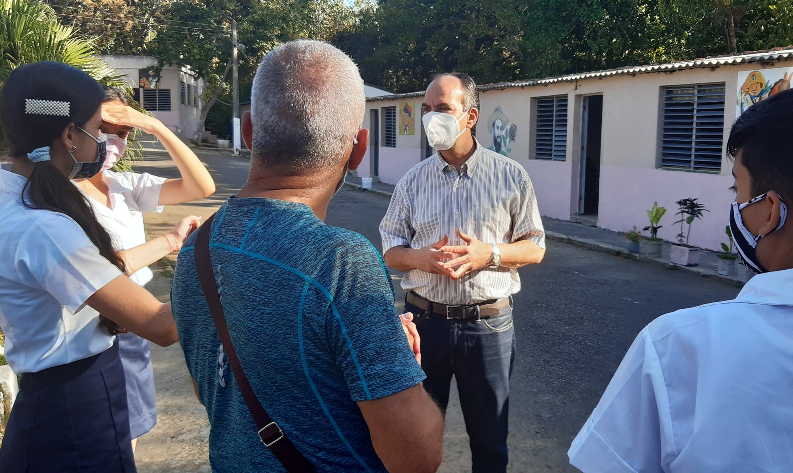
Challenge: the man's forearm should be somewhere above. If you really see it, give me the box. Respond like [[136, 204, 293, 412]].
[[498, 239, 545, 268], [384, 246, 419, 272]]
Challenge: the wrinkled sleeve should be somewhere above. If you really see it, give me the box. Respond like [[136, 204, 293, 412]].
[[379, 179, 414, 253], [19, 214, 122, 313], [129, 172, 168, 213], [329, 238, 425, 401], [568, 330, 673, 473], [511, 174, 546, 248]]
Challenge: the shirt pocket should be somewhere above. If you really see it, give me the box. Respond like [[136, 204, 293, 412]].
[[411, 211, 444, 244]]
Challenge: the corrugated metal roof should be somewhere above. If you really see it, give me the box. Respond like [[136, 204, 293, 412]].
[[367, 47, 793, 102]]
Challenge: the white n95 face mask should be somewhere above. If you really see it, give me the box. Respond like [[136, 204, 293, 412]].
[[422, 111, 467, 151]]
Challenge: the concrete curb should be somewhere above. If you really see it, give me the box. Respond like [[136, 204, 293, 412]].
[[345, 182, 745, 288]]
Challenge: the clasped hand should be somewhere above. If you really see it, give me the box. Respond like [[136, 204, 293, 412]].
[[415, 229, 492, 280]]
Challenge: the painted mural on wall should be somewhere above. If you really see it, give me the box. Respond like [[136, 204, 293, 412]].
[[138, 66, 161, 89], [488, 107, 517, 157], [737, 68, 792, 116], [399, 102, 416, 135]]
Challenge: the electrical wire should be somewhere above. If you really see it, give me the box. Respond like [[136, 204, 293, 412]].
[[55, 11, 227, 35], [52, 3, 225, 30]]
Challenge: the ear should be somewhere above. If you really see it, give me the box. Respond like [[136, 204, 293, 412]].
[[60, 122, 78, 151], [348, 129, 368, 171], [466, 107, 479, 130], [242, 111, 253, 150], [758, 190, 784, 236]]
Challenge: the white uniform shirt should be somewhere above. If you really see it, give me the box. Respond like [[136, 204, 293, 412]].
[[82, 170, 166, 287], [0, 169, 121, 373], [569, 269, 793, 472]]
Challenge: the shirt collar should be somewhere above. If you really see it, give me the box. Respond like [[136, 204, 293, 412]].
[[433, 139, 483, 176], [735, 268, 793, 306], [0, 168, 27, 196]]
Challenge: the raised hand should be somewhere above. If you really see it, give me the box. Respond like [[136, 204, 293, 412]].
[[165, 215, 202, 253], [101, 101, 158, 134]]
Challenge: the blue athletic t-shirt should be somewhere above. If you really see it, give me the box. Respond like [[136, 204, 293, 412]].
[[172, 197, 426, 473]]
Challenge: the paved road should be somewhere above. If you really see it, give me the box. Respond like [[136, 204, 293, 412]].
[[136, 151, 739, 473]]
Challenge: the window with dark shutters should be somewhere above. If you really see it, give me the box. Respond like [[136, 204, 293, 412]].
[[382, 106, 397, 148], [533, 95, 568, 161], [142, 89, 172, 112], [660, 83, 725, 172]]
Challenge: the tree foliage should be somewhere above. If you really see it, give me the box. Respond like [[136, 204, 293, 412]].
[[146, 0, 354, 140], [44, 0, 168, 55], [335, 0, 793, 93]]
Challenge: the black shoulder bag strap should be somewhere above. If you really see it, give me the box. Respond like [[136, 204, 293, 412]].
[[195, 214, 316, 473]]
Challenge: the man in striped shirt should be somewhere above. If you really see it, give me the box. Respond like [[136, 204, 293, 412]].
[[379, 73, 546, 473]]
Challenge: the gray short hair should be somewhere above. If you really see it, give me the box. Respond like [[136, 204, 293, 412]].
[[432, 72, 479, 111], [250, 40, 365, 170]]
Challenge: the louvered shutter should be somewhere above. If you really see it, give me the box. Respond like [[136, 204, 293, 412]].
[[534, 95, 568, 161], [661, 84, 725, 172]]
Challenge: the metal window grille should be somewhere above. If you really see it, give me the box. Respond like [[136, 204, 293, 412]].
[[142, 89, 172, 112], [382, 106, 397, 148], [180, 82, 186, 105], [660, 83, 725, 172], [534, 95, 568, 161]]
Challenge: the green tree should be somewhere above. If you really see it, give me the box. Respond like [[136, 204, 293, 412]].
[[335, 0, 793, 94], [44, 0, 169, 55], [658, 0, 793, 56], [149, 0, 354, 141]]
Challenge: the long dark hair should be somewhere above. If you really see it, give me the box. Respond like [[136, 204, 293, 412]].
[[1, 62, 124, 272]]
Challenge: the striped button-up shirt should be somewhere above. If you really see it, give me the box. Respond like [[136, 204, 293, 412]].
[[379, 141, 545, 305]]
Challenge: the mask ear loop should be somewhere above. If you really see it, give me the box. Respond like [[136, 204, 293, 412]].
[[746, 193, 789, 242]]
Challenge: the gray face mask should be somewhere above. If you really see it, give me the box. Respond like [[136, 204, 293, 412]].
[[68, 127, 107, 179]]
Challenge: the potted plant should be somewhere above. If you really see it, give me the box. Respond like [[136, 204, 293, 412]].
[[625, 227, 641, 254], [717, 226, 737, 276], [641, 202, 666, 257], [669, 198, 709, 266]]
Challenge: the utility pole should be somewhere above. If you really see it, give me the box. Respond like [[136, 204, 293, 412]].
[[231, 17, 240, 156]]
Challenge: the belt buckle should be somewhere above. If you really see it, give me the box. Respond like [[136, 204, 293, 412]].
[[258, 421, 284, 447], [445, 304, 463, 319], [445, 304, 480, 320]]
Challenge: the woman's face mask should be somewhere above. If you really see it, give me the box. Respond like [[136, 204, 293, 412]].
[[422, 110, 468, 151], [102, 134, 127, 171], [68, 126, 107, 179], [729, 192, 788, 273]]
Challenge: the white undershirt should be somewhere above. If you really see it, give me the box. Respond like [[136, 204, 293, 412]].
[[82, 170, 167, 287]]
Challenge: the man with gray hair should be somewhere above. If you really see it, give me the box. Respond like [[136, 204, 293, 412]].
[[380, 73, 546, 473], [172, 40, 443, 473]]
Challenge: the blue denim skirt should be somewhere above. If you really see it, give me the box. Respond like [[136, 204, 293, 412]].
[[118, 332, 157, 439], [0, 341, 136, 473]]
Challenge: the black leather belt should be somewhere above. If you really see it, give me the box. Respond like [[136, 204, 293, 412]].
[[405, 291, 511, 321]]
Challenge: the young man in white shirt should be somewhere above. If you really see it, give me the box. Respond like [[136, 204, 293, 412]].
[[569, 89, 793, 472]]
